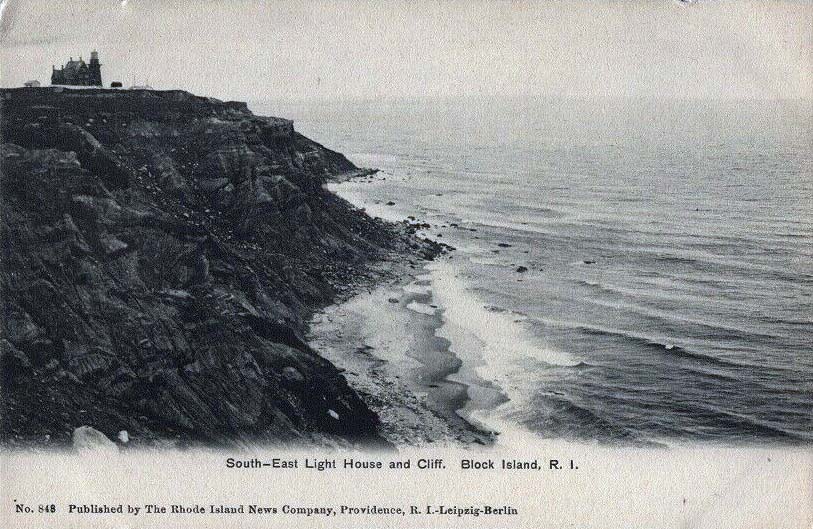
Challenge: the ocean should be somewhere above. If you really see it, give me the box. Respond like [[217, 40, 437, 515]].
[[253, 97, 813, 446]]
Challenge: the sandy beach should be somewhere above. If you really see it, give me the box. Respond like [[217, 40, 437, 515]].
[[308, 257, 497, 447]]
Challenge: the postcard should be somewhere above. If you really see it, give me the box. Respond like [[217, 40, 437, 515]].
[[1, 1, 811, 527]]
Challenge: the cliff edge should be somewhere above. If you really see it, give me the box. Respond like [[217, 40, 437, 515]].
[[0, 87, 440, 448]]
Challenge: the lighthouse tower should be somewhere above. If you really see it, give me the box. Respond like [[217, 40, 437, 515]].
[[88, 50, 102, 86]]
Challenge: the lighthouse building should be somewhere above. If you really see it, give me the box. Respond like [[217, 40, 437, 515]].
[[51, 51, 102, 86]]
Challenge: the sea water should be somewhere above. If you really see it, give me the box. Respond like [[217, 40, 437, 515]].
[[254, 97, 812, 445]]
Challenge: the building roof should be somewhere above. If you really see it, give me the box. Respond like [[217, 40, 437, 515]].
[[63, 59, 87, 73]]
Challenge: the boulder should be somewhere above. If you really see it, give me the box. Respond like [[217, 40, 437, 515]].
[[72, 426, 118, 452]]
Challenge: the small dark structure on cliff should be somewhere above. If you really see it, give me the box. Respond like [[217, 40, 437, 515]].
[[51, 51, 102, 86]]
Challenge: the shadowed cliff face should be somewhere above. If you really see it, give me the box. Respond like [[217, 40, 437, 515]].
[[0, 88, 439, 448]]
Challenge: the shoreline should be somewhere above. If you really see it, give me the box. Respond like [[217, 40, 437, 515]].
[[307, 257, 495, 447], [310, 169, 504, 448]]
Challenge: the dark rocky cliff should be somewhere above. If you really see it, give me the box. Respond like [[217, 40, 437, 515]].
[[0, 88, 439, 448]]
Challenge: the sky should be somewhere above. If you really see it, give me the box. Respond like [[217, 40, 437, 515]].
[[0, 0, 811, 101]]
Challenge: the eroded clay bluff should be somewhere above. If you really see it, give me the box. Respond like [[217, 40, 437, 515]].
[[0, 88, 442, 448]]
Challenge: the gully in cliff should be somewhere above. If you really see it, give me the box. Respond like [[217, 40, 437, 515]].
[[0, 87, 446, 449]]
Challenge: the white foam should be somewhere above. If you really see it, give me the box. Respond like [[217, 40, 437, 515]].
[[428, 260, 579, 447], [403, 283, 432, 295], [322, 288, 423, 371], [325, 181, 411, 223], [431, 261, 576, 368], [405, 300, 436, 315]]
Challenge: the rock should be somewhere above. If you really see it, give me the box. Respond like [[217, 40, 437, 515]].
[[385, 201, 396, 206], [72, 426, 118, 452], [70, 195, 124, 223], [151, 153, 193, 200], [387, 297, 399, 303], [198, 177, 230, 193], [281, 366, 305, 387], [97, 231, 129, 256], [1, 340, 33, 379], [66, 350, 116, 379], [516, 266, 528, 273], [189, 253, 210, 285], [55, 370, 82, 385], [4, 311, 43, 345], [162, 289, 193, 301]]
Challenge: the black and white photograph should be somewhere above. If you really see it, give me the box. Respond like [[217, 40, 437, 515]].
[[1, 1, 811, 527]]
